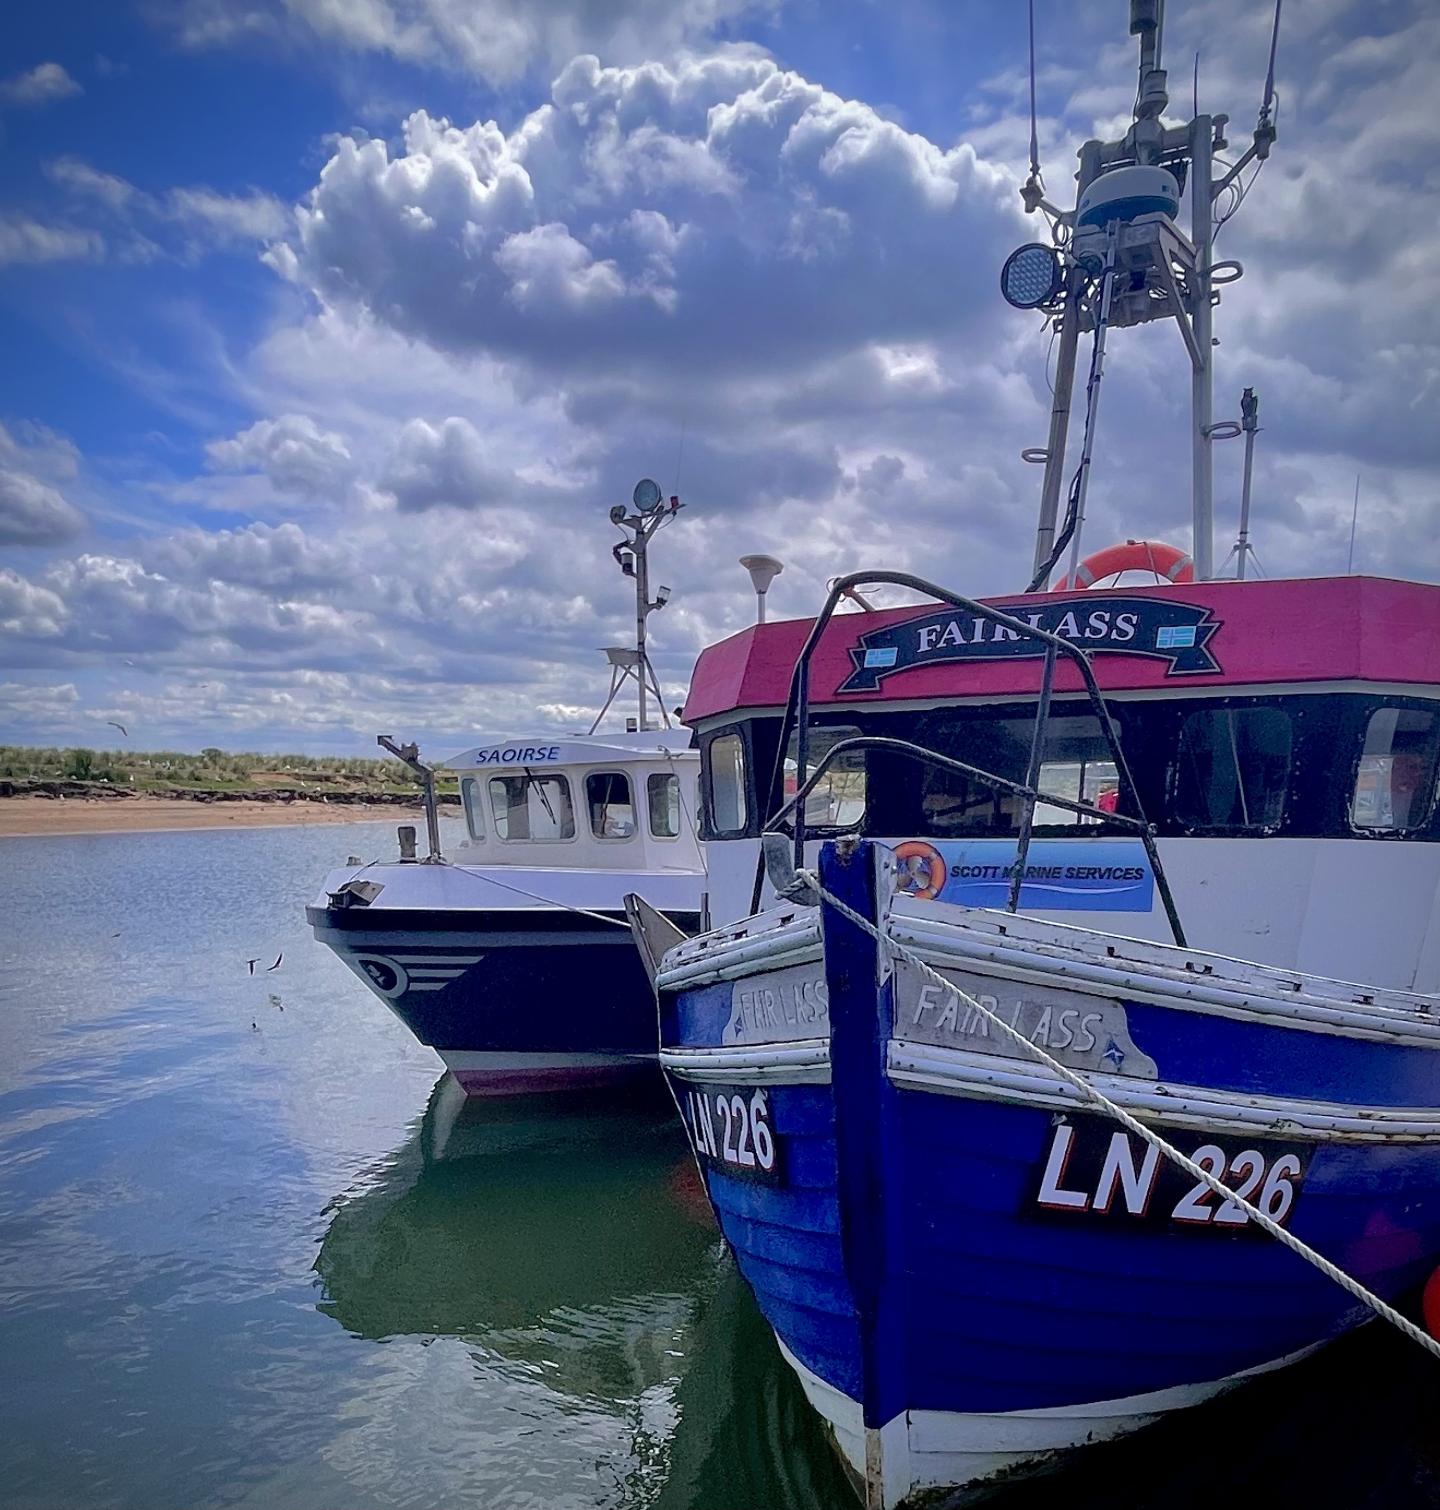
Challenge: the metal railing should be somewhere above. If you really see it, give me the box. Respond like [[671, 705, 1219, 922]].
[[760, 570, 1187, 947]]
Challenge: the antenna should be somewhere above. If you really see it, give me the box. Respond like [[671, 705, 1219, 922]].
[[1214, 388, 1262, 579], [1025, 0, 1042, 199], [740, 554, 784, 623], [592, 480, 683, 734], [1259, 0, 1282, 142], [1010, 0, 1282, 586], [1347, 475, 1361, 574]]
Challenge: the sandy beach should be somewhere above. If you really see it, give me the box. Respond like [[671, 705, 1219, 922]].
[[0, 795, 428, 839]]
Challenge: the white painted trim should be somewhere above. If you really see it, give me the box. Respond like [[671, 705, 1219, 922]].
[[894, 917, 1440, 1047], [774, 1334, 1327, 1508], [662, 1035, 1440, 1138], [660, 1041, 831, 1084], [887, 1041, 1440, 1142], [657, 913, 820, 989]]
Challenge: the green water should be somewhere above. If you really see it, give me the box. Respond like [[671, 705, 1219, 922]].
[[1, 822, 1437, 1509]]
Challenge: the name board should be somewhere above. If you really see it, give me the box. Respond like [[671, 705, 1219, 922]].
[[894, 961, 1158, 1078], [838, 594, 1221, 692], [471, 744, 562, 766], [893, 839, 1155, 913], [724, 964, 829, 1045]]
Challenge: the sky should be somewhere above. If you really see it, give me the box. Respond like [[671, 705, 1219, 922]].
[[0, 0, 1436, 756]]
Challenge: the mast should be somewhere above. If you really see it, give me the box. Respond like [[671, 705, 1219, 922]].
[[592, 479, 682, 735], [1006, 0, 1281, 587]]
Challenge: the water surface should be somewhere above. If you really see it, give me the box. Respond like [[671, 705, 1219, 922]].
[[1, 822, 1436, 1508]]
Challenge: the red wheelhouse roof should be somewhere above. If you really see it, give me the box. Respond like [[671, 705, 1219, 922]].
[[681, 576, 1440, 726]]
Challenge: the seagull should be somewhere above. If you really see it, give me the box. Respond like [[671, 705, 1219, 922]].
[[266, 952, 283, 972], [246, 958, 260, 975], [107, 721, 128, 737]]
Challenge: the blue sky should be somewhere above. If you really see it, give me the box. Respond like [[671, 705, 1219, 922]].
[[1, 0, 1436, 754]]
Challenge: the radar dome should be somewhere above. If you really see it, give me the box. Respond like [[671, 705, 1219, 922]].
[[1076, 165, 1181, 230]]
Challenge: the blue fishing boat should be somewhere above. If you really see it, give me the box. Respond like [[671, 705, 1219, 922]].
[[642, 3, 1440, 1500]]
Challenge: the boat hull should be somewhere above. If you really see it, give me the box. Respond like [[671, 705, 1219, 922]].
[[657, 844, 1440, 1504], [310, 902, 701, 1096]]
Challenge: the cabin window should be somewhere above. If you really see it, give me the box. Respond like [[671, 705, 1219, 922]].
[[487, 773, 576, 842], [708, 732, 749, 835], [1351, 708, 1439, 832], [460, 777, 486, 840], [647, 772, 681, 838], [1034, 757, 1121, 826], [1173, 707, 1291, 832], [786, 724, 867, 830], [908, 712, 1127, 836], [586, 771, 636, 840]]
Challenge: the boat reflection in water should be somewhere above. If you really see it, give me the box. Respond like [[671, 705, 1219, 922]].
[[312, 1075, 855, 1509]]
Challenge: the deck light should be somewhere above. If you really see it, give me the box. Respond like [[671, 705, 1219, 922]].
[[633, 477, 663, 513], [1001, 242, 1063, 310]]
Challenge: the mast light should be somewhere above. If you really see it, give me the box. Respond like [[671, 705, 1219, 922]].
[[1000, 243, 1063, 310]]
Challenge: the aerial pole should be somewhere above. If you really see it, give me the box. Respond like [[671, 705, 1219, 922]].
[[1189, 108, 1215, 578], [1236, 387, 1259, 579], [1006, 0, 1282, 588], [598, 479, 681, 734]]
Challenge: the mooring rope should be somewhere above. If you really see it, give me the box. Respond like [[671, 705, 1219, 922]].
[[801, 869, 1440, 1363]]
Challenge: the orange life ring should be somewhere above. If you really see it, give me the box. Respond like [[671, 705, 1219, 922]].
[[892, 840, 947, 902], [1055, 539, 1194, 591]]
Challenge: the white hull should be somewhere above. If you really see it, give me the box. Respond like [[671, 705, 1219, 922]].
[[777, 1337, 1323, 1506]]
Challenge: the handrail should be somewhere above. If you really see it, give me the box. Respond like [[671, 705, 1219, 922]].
[[764, 734, 1186, 946], [767, 736, 1145, 835], [758, 569, 1186, 947]]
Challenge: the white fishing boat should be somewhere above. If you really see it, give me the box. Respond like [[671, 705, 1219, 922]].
[[309, 481, 706, 1095]]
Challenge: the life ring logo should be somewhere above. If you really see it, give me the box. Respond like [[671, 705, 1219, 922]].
[[893, 840, 947, 901], [355, 954, 409, 998]]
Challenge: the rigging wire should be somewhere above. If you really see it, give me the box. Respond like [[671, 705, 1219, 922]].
[[1026, 0, 1043, 191]]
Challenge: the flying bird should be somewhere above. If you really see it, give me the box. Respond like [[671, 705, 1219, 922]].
[[246, 958, 260, 975], [266, 952, 283, 972], [107, 721, 128, 737]]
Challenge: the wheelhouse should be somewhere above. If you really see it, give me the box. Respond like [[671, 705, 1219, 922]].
[[441, 733, 703, 873], [684, 575, 1440, 990]]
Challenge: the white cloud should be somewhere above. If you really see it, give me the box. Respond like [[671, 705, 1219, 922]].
[[282, 57, 1016, 375], [0, 62, 81, 108], [0, 472, 86, 547], [0, 423, 87, 546], [42, 157, 289, 261], [0, 217, 104, 267], [158, 0, 776, 85], [143, 522, 358, 592], [0, 570, 68, 637], [206, 415, 355, 498], [165, 185, 288, 244], [46, 156, 139, 212], [380, 417, 522, 511]]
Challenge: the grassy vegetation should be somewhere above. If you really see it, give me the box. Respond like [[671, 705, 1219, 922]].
[[0, 744, 424, 797]]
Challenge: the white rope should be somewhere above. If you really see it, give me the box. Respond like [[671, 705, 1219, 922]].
[[435, 859, 636, 930], [801, 869, 1440, 1363]]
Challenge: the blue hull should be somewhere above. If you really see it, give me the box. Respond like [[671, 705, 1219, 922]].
[[310, 904, 700, 1094], [658, 843, 1440, 1502]]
